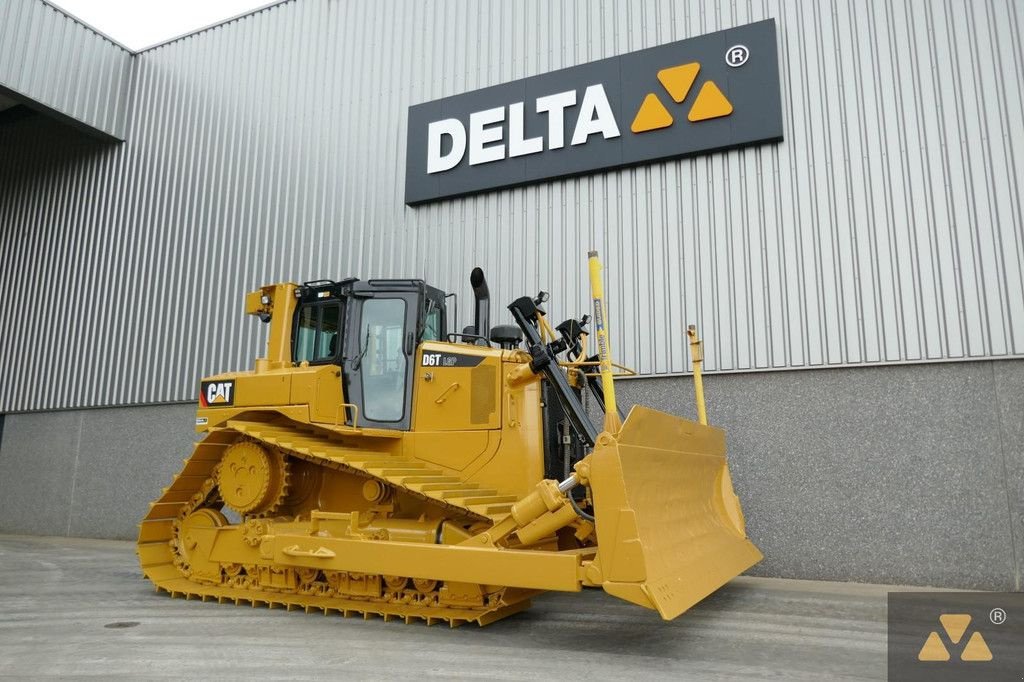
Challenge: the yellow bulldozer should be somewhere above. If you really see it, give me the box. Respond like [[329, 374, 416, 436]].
[[138, 253, 761, 626]]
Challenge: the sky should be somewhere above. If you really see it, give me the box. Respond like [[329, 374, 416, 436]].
[[49, 0, 275, 51]]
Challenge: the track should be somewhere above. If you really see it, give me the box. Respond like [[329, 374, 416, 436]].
[[137, 422, 535, 626]]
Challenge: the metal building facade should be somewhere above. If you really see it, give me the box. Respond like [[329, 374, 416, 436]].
[[1, 0, 1022, 413], [0, 0, 131, 139]]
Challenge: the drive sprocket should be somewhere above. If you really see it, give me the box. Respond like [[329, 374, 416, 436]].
[[215, 440, 289, 516]]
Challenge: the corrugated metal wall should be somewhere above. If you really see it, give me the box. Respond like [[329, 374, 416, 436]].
[[1, 0, 1022, 412], [0, 0, 131, 139]]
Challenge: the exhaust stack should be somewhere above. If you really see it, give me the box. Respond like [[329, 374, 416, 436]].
[[470, 267, 490, 341]]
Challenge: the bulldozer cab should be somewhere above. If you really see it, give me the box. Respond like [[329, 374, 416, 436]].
[[292, 279, 448, 430]]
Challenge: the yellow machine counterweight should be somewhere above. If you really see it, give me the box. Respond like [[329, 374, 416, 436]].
[[138, 259, 762, 626]]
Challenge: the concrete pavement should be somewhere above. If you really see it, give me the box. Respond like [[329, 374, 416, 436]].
[[0, 534, 889, 680]]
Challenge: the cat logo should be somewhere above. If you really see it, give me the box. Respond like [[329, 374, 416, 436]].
[[917, 614, 993, 662], [199, 380, 235, 407]]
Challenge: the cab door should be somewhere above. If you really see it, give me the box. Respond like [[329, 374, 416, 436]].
[[344, 293, 418, 430]]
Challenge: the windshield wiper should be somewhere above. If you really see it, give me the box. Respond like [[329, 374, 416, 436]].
[[351, 324, 370, 370]]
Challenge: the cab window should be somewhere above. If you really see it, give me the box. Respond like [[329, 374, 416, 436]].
[[422, 302, 442, 341], [293, 302, 341, 363], [359, 298, 407, 421]]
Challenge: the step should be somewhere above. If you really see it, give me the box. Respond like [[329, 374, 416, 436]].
[[469, 503, 514, 517], [370, 464, 430, 475], [364, 463, 427, 474], [339, 457, 401, 469], [401, 476, 461, 485], [440, 488, 497, 500], [456, 495, 518, 506], [387, 471, 450, 484], [418, 487, 478, 498], [405, 483, 469, 494], [274, 437, 330, 450], [421, 482, 479, 493]]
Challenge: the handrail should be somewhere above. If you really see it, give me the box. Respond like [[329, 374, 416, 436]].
[[335, 402, 360, 428]]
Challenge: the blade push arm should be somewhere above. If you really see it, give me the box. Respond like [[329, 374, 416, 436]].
[[508, 296, 599, 448]]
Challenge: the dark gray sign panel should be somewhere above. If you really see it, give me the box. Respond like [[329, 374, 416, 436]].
[[405, 19, 783, 205]]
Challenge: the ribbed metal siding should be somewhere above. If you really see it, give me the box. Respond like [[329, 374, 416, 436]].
[[0, 0, 131, 139], [0, 0, 1022, 413]]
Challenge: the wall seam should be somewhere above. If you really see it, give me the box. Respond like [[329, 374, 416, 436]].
[[990, 359, 1021, 591], [64, 412, 84, 537]]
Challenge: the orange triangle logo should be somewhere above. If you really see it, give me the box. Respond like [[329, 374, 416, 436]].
[[960, 632, 993, 662], [631, 94, 673, 133], [687, 81, 733, 121], [657, 63, 699, 103], [917, 614, 994, 663], [917, 632, 950, 661], [938, 614, 971, 644]]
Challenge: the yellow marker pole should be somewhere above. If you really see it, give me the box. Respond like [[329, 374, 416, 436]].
[[588, 251, 622, 435], [686, 325, 707, 425]]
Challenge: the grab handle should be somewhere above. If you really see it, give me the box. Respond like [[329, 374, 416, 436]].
[[282, 545, 336, 559]]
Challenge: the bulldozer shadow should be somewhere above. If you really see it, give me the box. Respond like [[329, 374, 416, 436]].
[[464, 585, 753, 655]]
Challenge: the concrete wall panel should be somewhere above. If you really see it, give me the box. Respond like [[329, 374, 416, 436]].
[[0, 405, 197, 540], [0, 410, 80, 535], [613, 360, 1022, 590], [68, 404, 197, 539]]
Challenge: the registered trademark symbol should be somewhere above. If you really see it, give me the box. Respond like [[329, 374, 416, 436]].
[[990, 607, 1007, 625], [726, 44, 749, 67]]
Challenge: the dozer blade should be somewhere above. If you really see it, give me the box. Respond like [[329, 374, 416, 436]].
[[589, 405, 762, 620]]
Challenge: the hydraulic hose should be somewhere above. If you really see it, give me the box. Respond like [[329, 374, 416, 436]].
[[569, 492, 595, 522], [557, 474, 595, 522]]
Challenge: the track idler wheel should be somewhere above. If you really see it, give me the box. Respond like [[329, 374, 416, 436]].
[[177, 508, 227, 569], [216, 440, 289, 516]]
